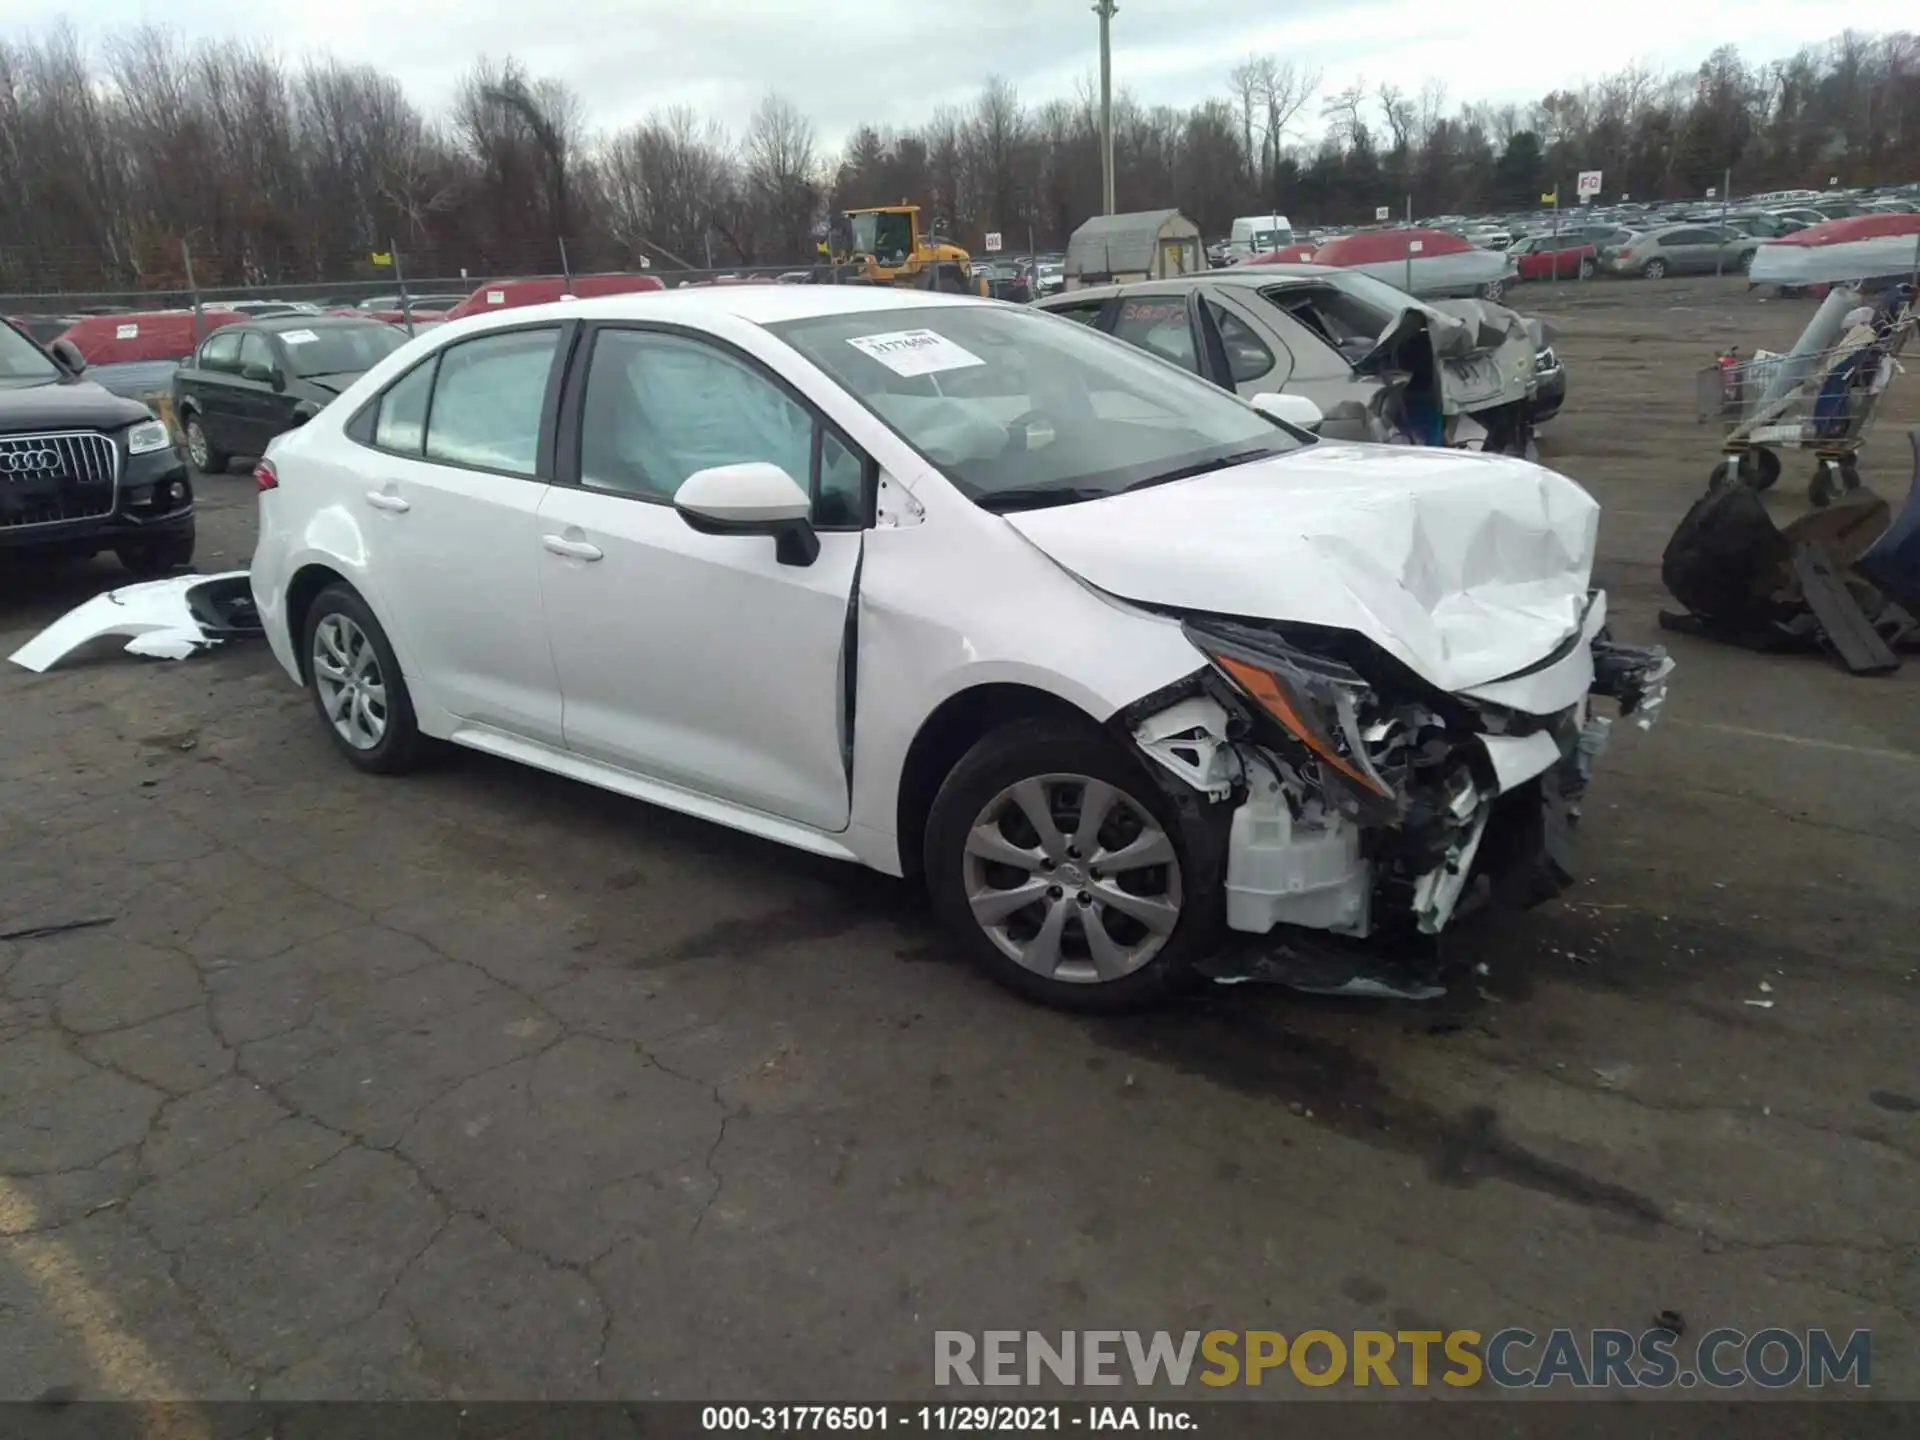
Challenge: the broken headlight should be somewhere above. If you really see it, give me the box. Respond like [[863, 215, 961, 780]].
[[1183, 619, 1395, 813]]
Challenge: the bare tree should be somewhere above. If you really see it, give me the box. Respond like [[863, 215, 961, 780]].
[[743, 94, 818, 263], [1228, 57, 1264, 182], [4, 26, 1919, 292]]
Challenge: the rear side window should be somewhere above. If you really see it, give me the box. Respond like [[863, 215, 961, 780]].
[[199, 331, 241, 371], [1112, 295, 1197, 373], [423, 328, 561, 476], [237, 332, 275, 375], [374, 360, 434, 455], [1204, 300, 1275, 383]]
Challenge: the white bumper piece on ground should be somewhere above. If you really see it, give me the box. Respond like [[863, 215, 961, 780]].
[[8, 571, 259, 673]]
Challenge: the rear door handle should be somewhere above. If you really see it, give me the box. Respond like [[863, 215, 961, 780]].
[[364, 490, 411, 513], [542, 534, 603, 561]]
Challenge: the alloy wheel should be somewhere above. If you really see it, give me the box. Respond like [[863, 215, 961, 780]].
[[311, 613, 388, 750], [186, 420, 210, 471], [961, 773, 1182, 984]]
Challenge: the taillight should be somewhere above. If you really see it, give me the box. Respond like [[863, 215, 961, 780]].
[[254, 458, 279, 492], [1618, 247, 1634, 259]]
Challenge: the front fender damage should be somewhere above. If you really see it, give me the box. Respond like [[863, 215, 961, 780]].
[[1116, 619, 1674, 999]]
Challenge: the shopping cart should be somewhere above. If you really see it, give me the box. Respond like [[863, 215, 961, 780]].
[[1698, 286, 1916, 506]]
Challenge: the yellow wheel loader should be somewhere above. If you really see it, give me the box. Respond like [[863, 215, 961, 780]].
[[817, 205, 984, 294]]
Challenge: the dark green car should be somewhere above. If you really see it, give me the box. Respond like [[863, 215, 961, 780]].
[[170, 315, 410, 472]]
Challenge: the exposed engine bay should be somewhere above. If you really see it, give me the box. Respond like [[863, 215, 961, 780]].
[[1118, 603, 1673, 995], [1267, 281, 1550, 455]]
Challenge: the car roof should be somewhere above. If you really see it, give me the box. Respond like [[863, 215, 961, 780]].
[[433, 284, 993, 337], [250, 314, 389, 333], [1034, 267, 1350, 306]]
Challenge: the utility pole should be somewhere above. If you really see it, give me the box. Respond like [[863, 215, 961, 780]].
[[1094, 0, 1117, 215]]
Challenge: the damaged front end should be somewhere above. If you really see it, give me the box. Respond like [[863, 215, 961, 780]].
[[1121, 607, 1672, 995]]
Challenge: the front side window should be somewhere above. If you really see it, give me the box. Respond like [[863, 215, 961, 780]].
[[1043, 300, 1106, 328], [769, 302, 1301, 513], [424, 328, 560, 476], [578, 329, 846, 517]]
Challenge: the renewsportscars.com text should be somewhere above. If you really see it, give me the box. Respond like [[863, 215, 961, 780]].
[[934, 1328, 1871, 1390]]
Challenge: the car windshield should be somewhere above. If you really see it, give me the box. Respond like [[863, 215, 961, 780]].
[[1252, 228, 1292, 249], [850, 211, 914, 260], [279, 324, 409, 377], [769, 303, 1302, 512], [0, 322, 61, 386]]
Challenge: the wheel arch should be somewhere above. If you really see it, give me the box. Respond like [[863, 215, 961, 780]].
[[892, 682, 1101, 878], [284, 562, 349, 681]]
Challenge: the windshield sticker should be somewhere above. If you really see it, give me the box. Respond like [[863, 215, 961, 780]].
[[115, 323, 139, 339], [279, 329, 319, 345], [846, 329, 986, 377], [487, 290, 506, 304]]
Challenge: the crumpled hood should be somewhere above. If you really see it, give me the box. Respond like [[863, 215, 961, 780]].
[[1002, 442, 1601, 694]]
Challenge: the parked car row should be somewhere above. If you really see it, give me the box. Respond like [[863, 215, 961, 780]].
[[1236, 180, 1920, 288]]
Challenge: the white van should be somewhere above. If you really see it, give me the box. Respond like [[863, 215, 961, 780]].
[[1228, 214, 1295, 261]]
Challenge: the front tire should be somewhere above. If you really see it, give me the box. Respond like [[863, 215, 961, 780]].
[[1480, 279, 1505, 301], [1578, 257, 1595, 280], [182, 412, 227, 475], [924, 717, 1216, 1012], [300, 583, 434, 774]]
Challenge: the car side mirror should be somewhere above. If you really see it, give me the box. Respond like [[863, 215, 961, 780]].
[[673, 462, 819, 567], [1251, 392, 1325, 433], [50, 338, 86, 374], [289, 399, 323, 428], [242, 362, 283, 390]]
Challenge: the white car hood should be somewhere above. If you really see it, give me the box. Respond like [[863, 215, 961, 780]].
[[1001, 443, 1600, 694]]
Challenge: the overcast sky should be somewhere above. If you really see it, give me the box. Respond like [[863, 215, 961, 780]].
[[14, 0, 1913, 150]]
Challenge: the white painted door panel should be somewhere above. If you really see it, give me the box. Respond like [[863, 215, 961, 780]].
[[535, 488, 859, 832], [360, 460, 563, 744]]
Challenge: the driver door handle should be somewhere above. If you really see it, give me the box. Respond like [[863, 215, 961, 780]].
[[542, 534, 603, 561], [364, 490, 410, 513]]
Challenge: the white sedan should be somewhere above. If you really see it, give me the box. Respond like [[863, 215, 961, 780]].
[[250, 285, 1670, 1010]]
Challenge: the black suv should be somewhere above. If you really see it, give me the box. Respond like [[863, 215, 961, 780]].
[[0, 318, 194, 575], [171, 315, 409, 473]]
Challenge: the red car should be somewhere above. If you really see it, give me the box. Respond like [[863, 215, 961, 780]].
[[1507, 235, 1597, 281], [442, 272, 666, 320]]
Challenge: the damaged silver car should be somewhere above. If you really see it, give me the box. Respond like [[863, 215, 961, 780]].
[[1035, 266, 1557, 456]]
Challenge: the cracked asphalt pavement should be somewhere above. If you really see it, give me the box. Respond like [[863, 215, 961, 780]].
[[0, 279, 1915, 1404]]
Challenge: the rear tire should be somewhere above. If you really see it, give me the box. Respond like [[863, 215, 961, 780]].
[[924, 717, 1216, 1013], [1642, 259, 1668, 280], [1577, 257, 1595, 280], [300, 582, 436, 775], [182, 412, 227, 475]]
